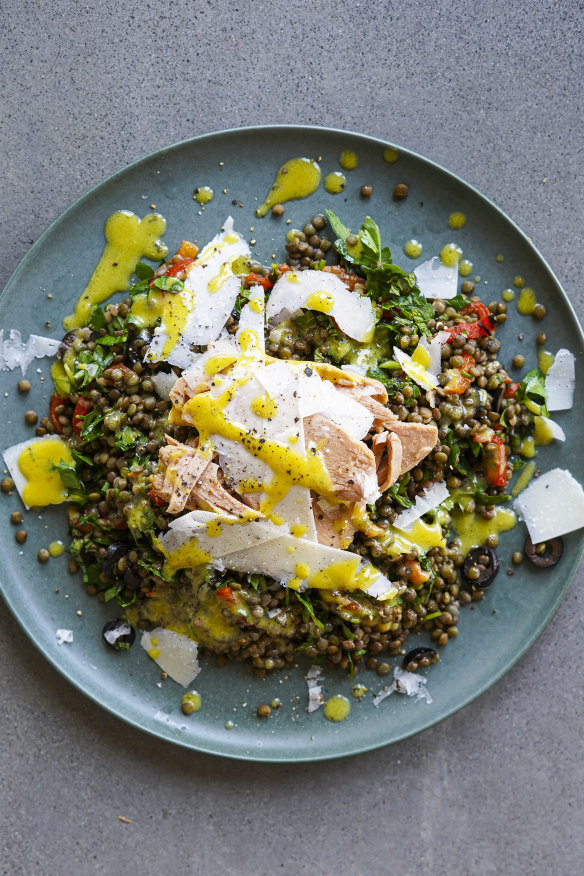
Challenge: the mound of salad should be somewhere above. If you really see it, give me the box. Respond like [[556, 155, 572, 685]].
[[3, 209, 583, 697]]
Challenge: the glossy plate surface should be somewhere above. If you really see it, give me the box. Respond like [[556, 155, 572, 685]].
[[1, 125, 582, 761]]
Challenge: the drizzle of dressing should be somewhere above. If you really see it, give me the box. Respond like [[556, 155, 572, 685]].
[[383, 147, 399, 163], [538, 349, 555, 375], [448, 212, 467, 229], [256, 158, 321, 217], [501, 288, 515, 302], [404, 239, 422, 259], [63, 211, 167, 330], [511, 461, 536, 496], [338, 149, 359, 170], [18, 439, 75, 506], [193, 186, 214, 205], [516, 287, 537, 315], [324, 172, 346, 194], [458, 259, 473, 277], [451, 507, 517, 555], [48, 540, 65, 557], [306, 291, 334, 314], [323, 695, 351, 722], [440, 243, 463, 267]]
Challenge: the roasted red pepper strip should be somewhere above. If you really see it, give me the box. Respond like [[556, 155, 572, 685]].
[[445, 318, 495, 341], [473, 432, 507, 486], [504, 382, 520, 398], [165, 258, 195, 277], [149, 489, 166, 507], [216, 586, 235, 602], [445, 301, 496, 341], [460, 300, 491, 322], [246, 272, 273, 291], [49, 393, 64, 434], [443, 354, 475, 394], [72, 398, 93, 437]]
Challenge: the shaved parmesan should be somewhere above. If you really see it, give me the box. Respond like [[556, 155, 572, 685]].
[[140, 627, 200, 687], [266, 269, 376, 342], [147, 218, 250, 367], [161, 511, 398, 600], [306, 665, 324, 713], [393, 481, 450, 531], [151, 370, 178, 400], [373, 666, 433, 706], [393, 345, 439, 391], [514, 468, 584, 543], [0, 330, 60, 374], [545, 349, 575, 411], [414, 257, 458, 300], [56, 629, 74, 646]]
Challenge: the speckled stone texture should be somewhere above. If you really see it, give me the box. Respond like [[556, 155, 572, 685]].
[[1, 1, 583, 874]]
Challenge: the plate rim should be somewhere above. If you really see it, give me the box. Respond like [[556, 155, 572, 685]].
[[2, 123, 583, 762]]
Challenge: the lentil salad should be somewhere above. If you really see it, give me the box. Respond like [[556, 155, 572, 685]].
[[17, 210, 548, 682]]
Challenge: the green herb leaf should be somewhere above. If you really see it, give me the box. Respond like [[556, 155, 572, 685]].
[[448, 294, 469, 311], [115, 426, 143, 451], [55, 462, 86, 498], [79, 407, 106, 442], [134, 261, 155, 281], [152, 275, 184, 293], [294, 591, 324, 630], [516, 368, 548, 416]]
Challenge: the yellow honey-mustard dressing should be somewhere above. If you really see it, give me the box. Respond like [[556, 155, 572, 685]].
[[161, 539, 214, 575], [306, 291, 335, 314], [324, 695, 351, 722], [339, 149, 359, 170], [18, 439, 75, 506], [63, 211, 167, 330], [383, 146, 399, 163], [448, 212, 467, 229], [193, 186, 214, 204], [249, 297, 265, 314], [450, 507, 516, 556], [404, 239, 423, 259], [256, 158, 322, 217], [517, 287, 537, 315], [48, 540, 65, 557], [382, 519, 445, 559], [538, 349, 555, 374], [511, 461, 536, 497], [250, 394, 279, 418], [181, 690, 202, 712], [290, 523, 308, 538], [128, 289, 165, 329], [534, 416, 556, 445], [440, 243, 463, 267], [323, 172, 347, 194], [458, 259, 473, 277]]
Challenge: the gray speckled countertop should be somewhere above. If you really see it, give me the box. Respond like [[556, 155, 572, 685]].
[[2, 2, 583, 874]]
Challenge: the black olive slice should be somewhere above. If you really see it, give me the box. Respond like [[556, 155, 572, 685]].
[[102, 542, 129, 579], [524, 536, 564, 568], [462, 546, 500, 588], [402, 647, 438, 672], [57, 328, 97, 359], [102, 619, 136, 651]]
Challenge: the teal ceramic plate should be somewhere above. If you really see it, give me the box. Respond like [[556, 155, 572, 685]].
[[1, 125, 583, 762]]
